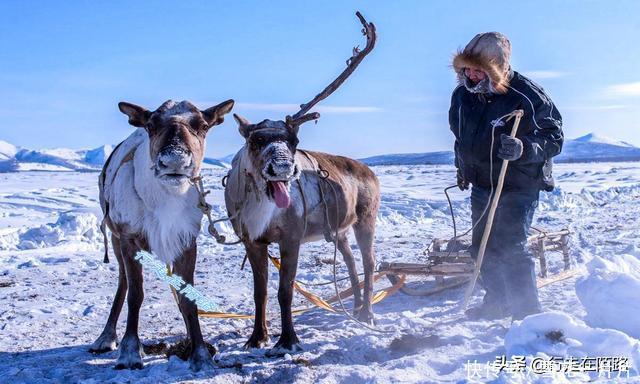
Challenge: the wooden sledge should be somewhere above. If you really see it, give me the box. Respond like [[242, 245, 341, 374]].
[[380, 228, 575, 296]]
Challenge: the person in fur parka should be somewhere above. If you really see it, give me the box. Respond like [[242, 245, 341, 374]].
[[449, 32, 563, 320]]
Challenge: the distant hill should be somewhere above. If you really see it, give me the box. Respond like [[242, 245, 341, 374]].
[[2, 133, 639, 172], [0, 140, 18, 160], [360, 151, 455, 166], [0, 140, 109, 172], [359, 133, 640, 166], [202, 157, 229, 168], [556, 133, 640, 163], [0, 140, 229, 172]]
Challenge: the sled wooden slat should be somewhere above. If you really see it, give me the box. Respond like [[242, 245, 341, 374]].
[[380, 228, 573, 297], [536, 268, 578, 288]]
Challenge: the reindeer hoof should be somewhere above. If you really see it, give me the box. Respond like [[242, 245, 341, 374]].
[[89, 331, 118, 354], [266, 335, 303, 357], [114, 336, 144, 370], [356, 310, 375, 326], [266, 343, 303, 357], [189, 346, 215, 372], [115, 360, 143, 370], [243, 335, 270, 350]]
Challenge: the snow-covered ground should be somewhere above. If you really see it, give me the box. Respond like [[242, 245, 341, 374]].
[[1, 162, 639, 383]]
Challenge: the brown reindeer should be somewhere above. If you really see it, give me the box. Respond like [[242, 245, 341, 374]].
[[89, 99, 234, 371], [224, 12, 379, 355]]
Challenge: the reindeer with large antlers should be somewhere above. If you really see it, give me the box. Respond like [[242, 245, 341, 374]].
[[224, 12, 379, 355]]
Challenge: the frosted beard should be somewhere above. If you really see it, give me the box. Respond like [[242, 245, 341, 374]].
[[463, 74, 494, 94]]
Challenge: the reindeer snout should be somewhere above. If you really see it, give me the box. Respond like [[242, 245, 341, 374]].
[[157, 148, 193, 171], [265, 160, 295, 179]]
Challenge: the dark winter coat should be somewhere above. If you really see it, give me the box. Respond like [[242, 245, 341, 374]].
[[449, 71, 564, 191]]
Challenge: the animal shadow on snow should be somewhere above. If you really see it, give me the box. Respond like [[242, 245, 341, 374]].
[[287, 283, 506, 369], [0, 335, 235, 383]]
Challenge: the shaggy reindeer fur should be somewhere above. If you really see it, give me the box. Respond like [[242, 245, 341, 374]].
[[90, 99, 234, 372], [225, 123, 380, 354], [103, 129, 202, 264]]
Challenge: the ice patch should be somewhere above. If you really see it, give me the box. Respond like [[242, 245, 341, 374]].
[[576, 255, 640, 338], [16, 211, 100, 250], [84, 144, 113, 165]]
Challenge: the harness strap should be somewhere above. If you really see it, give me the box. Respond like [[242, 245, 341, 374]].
[[297, 150, 334, 242], [296, 178, 308, 237], [99, 141, 135, 263]]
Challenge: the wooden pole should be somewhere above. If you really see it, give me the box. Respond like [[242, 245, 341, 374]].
[[460, 109, 525, 311]]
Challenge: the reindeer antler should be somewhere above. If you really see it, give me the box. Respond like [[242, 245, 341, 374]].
[[285, 11, 377, 128]]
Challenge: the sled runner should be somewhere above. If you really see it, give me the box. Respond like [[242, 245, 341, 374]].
[[380, 228, 574, 296]]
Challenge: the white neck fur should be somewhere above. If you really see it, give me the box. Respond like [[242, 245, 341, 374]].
[[227, 147, 277, 241], [132, 136, 202, 264]]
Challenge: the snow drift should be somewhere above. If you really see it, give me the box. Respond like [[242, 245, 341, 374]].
[[505, 312, 640, 378], [576, 254, 640, 339], [2, 211, 101, 250]]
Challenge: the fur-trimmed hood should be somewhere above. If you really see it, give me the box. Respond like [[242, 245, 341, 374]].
[[452, 32, 512, 94]]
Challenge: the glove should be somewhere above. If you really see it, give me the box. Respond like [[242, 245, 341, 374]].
[[497, 134, 523, 161], [456, 168, 469, 191]]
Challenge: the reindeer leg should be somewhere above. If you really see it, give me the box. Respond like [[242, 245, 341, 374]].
[[267, 240, 302, 356], [90, 235, 127, 353], [114, 237, 145, 370], [244, 242, 270, 349], [337, 233, 363, 312], [353, 219, 376, 325], [173, 244, 215, 372]]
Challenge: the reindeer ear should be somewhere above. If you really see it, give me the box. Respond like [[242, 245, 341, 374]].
[[233, 113, 252, 138], [202, 99, 235, 128], [118, 102, 151, 127]]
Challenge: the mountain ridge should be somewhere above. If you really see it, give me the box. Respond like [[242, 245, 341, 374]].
[[1, 133, 639, 172], [359, 133, 640, 166], [0, 142, 230, 172]]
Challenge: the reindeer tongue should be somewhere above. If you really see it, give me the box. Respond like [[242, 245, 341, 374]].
[[270, 181, 291, 208]]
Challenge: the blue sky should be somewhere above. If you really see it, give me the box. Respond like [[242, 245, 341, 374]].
[[1, 1, 639, 158]]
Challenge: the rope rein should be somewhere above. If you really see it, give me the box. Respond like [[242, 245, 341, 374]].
[[189, 175, 243, 246], [432, 109, 525, 257], [313, 162, 394, 333]]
